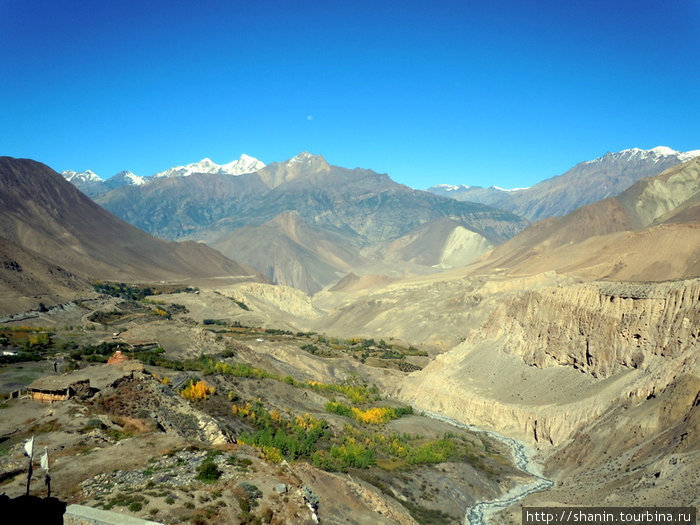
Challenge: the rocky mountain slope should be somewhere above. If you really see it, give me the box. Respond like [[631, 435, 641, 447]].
[[429, 146, 700, 221], [93, 153, 527, 293], [295, 259, 699, 509], [312, 158, 700, 345], [0, 156, 263, 291], [472, 156, 700, 281]]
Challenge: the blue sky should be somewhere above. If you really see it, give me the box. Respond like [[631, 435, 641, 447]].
[[1, 0, 699, 189]]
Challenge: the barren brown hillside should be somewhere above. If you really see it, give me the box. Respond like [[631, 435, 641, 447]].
[[470, 157, 700, 281], [0, 157, 263, 284], [0, 235, 90, 314]]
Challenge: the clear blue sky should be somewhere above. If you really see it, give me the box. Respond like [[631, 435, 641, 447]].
[[2, 0, 699, 189]]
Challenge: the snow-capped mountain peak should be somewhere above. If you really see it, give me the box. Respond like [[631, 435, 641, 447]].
[[432, 184, 470, 192], [111, 170, 146, 186], [286, 151, 324, 165], [648, 146, 677, 156], [152, 155, 265, 178], [282, 152, 331, 173], [490, 185, 529, 192], [220, 154, 266, 175], [61, 169, 103, 183], [591, 146, 700, 164]]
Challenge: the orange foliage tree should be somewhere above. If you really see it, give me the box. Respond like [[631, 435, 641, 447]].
[[180, 380, 215, 401]]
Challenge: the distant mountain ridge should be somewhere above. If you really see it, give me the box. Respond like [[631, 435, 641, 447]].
[[152, 154, 265, 179], [61, 154, 266, 196], [92, 152, 527, 293], [428, 146, 700, 221], [471, 156, 700, 281], [61, 146, 698, 294]]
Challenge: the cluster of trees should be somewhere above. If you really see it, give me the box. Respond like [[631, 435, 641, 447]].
[[93, 282, 157, 301], [202, 319, 226, 325], [93, 281, 198, 301], [304, 380, 378, 404], [312, 440, 376, 471], [342, 425, 473, 466], [151, 307, 171, 319], [230, 391, 467, 473], [234, 401, 328, 461], [298, 334, 428, 367], [70, 341, 121, 362], [325, 401, 413, 424], [193, 356, 379, 408]]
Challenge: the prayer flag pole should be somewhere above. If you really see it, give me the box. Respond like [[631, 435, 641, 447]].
[[24, 435, 35, 496]]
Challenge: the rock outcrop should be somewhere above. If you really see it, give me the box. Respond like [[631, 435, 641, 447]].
[[476, 280, 700, 378]]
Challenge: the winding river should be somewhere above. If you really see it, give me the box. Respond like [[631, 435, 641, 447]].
[[421, 411, 554, 525]]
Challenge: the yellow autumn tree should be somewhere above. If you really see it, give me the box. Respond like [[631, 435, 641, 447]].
[[351, 407, 396, 424], [180, 380, 215, 401]]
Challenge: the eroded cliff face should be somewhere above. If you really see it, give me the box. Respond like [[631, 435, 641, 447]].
[[398, 278, 699, 449], [475, 280, 700, 378]]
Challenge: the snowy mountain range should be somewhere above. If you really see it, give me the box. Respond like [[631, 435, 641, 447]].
[[432, 183, 529, 193], [152, 154, 265, 179], [583, 146, 700, 165], [428, 146, 700, 221], [61, 154, 266, 196]]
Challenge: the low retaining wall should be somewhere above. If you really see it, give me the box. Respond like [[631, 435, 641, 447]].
[[64, 504, 163, 525]]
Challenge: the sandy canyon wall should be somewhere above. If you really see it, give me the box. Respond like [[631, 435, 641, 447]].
[[398, 278, 699, 447]]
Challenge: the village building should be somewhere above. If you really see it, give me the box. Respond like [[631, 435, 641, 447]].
[[26, 361, 142, 403], [26, 376, 90, 402], [107, 350, 129, 364]]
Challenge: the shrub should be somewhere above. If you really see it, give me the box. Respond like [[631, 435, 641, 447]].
[[325, 401, 353, 417], [152, 308, 171, 319], [282, 375, 297, 386], [300, 343, 318, 354], [261, 445, 284, 464], [196, 459, 222, 483]]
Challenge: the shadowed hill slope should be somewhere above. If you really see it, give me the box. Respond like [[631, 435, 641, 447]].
[[0, 157, 262, 285], [0, 234, 90, 314], [210, 211, 367, 294]]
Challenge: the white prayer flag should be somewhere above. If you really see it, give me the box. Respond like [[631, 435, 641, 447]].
[[24, 435, 34, 458], [41, 448, 49, 472]]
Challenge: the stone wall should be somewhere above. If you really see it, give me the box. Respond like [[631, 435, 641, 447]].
[[64, 504, 163, 525]]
